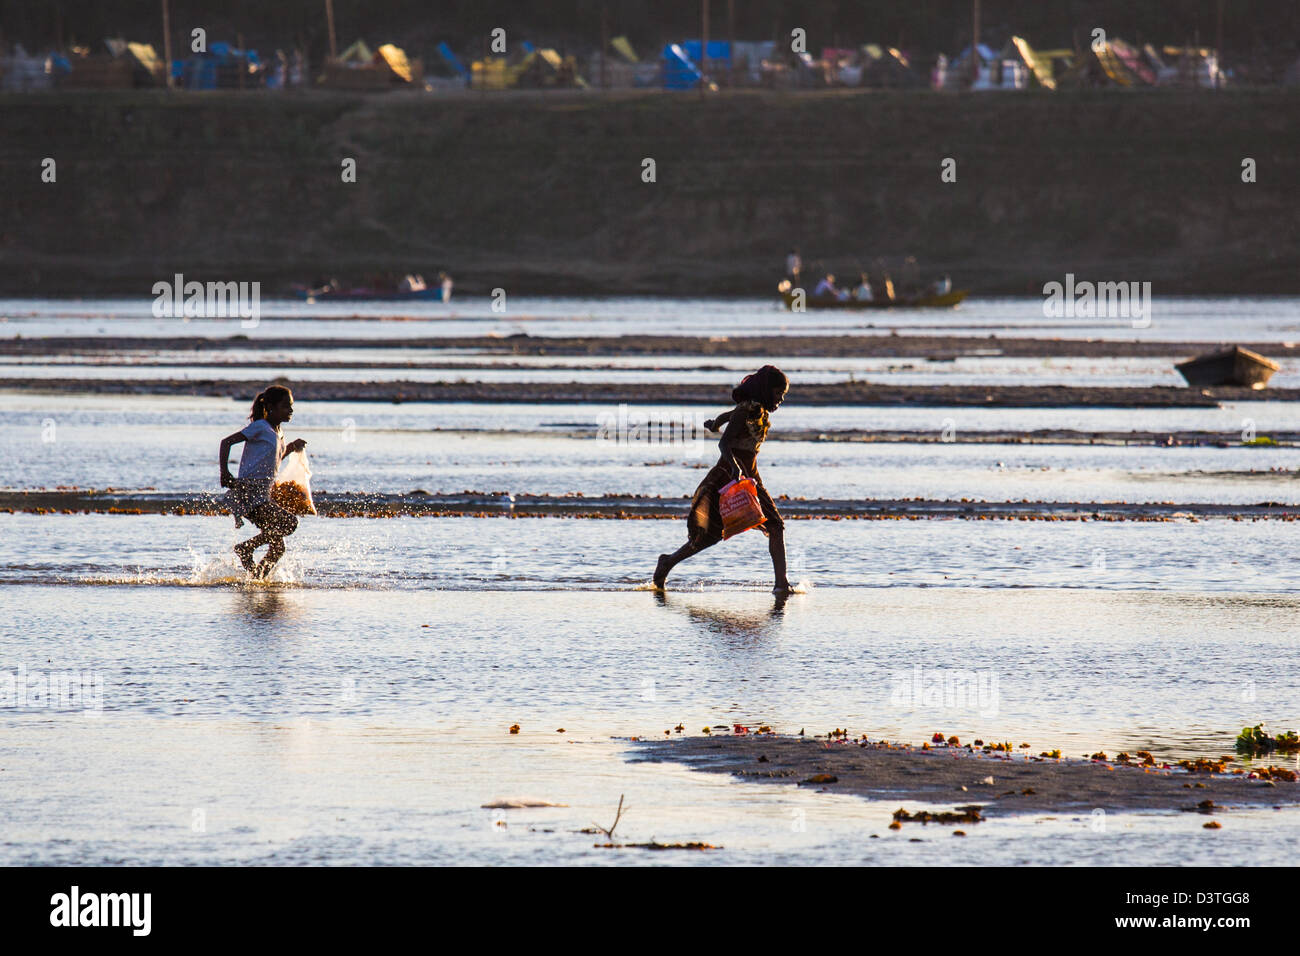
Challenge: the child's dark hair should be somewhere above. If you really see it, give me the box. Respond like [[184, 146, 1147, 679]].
[[732, 365, 789, 408], [250, 385, 292, 422]]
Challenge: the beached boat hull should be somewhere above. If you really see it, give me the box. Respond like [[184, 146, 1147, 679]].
[[779, 289, 968, 310], [1176, 346, 1279, 389]]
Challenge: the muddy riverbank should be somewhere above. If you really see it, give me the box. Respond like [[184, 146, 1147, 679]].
[[4, 376, 1286, 407]]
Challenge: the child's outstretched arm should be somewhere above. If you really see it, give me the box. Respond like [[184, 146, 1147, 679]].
[[219, 431, 246, 487], [703, 408, 735, 432]]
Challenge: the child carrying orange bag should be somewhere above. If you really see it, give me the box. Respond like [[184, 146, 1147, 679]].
[[718, 474, 765, 539], [653, 365, 792, 592]]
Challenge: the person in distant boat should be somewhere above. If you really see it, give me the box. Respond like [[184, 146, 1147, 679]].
[[900, 256, 922, 298], [439, 271, 453, 303], [813, 273, 840, 299], [932, 274, 952, 295], [785, 249, 802, 285], [654, 366, 792, 594], [854, 273, 875, 302], [309, 276, 338, 297], [398, 273, 427, 293], [881, 273, 897, 301], [219, 385, 306, 579]]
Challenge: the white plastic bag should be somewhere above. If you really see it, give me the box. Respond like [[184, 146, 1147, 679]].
[[270, 449, 317, 515]]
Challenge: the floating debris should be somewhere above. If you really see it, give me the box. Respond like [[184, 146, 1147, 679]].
[[893, 806, 983, 825], [595, 840, 721, 851], [1236, 724, 1300, 756]]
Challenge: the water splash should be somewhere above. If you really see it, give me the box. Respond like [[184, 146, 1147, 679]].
[[184, 542, 302, 587]]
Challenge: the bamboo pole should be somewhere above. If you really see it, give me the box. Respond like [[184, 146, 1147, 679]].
[[1215, 0, 1224, 89], [727, 0, 736, 87], [700, 0, 710, 97], [161, 0, 173, 88], [600, 4, 609, 90], [325, 0, 338, 60]]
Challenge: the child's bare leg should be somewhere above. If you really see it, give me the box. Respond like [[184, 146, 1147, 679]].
[[768, 525, 792, 592], [254, 535, 285, 579], [234, 531, 268, 572], [654, 538, 716, 589]]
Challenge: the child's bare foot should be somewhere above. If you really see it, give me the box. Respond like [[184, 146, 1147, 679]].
[[653, 554, 671, 589], [773, 580, 793, 594], [253, 558, 277, 580], [234, 540, 256, 573]]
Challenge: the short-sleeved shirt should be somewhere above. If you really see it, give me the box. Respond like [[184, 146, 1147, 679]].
[[235, 419, 283, 507]]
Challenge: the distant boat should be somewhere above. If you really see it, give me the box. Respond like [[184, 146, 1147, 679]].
[[292, 286, 444, 302], [291, 275, 452, 303], [779, 288, 968, 310], [1175, 346, 1280, 389]]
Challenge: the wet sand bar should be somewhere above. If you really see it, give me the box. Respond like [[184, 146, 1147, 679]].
[[4, 489, 1298, 520], [635, 735, 1299, 816]]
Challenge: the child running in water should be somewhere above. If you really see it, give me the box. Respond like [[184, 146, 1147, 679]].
[[219, 385, 306, 579], [654, 365, 792, 593]]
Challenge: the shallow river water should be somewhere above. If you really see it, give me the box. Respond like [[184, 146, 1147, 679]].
[[2, 296, 1298, 865]]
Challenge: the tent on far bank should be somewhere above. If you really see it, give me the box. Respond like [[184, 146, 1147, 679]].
[[1006, 36, 1071, 90], [856, 45, 923, 87], [0, 45, 56, 91], [177, 41, 263, 89], [1153, 45, 1225, 87], [321, 39, 420, 89], [61, 38, 164, 88], [940, 43, 999, 89]]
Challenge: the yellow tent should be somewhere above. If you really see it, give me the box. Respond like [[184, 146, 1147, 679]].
[[611, 36, 638, 63], [337, 39, 373, 64], [1011, 36, 1056, 90], [376, 43, 413, 82]]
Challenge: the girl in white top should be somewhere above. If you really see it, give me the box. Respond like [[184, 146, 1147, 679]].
[[219, 385, 307, 578]]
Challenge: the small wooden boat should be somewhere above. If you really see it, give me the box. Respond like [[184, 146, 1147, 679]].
[[1175, 346, 1280, 389], [292, 286, 444, 302], [779, 288, 968, 310]]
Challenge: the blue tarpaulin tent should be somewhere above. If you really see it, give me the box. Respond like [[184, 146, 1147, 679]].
[[680, 40, 731, 66], [437, 41, 470, 77], [663, 41, 731, 89], [662, 43, 702, 89], [178, 41, 261, 89]]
